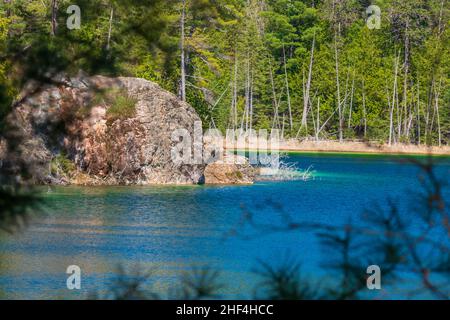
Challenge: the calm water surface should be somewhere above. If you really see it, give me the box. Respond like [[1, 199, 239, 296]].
[[1, 153, 449, 299]]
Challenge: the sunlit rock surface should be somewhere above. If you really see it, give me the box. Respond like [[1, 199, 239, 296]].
[[203, 155, 255, 184]]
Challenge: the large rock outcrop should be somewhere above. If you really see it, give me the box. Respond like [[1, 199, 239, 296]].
[[3, 74, 206, 185]]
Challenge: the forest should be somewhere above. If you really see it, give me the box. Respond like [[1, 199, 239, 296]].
[[1, 1, 450, 301], [0, 0, 449, 146]]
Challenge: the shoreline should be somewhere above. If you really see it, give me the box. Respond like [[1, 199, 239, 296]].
[[226, 139, 450, 156]]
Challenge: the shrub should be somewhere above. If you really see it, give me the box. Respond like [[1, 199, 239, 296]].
[[51, 153, 75, 177], [106, 95, 137, 124], [92, 88, 137, 125]]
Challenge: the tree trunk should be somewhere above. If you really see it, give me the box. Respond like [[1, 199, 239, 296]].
[[334, 26, 343, 142], [249, 69, 254, 132], [106, 7, 114, 51], [282, 44, 293, 129], [362, 80, 367, 138], [389, 55, 400, 146], [425, 78, 434, 144], [347, 73, 355, 128], [316, 97, 320, 141], [269, 60, 279, 130], [342, 70, 350, 122], [435, 79, 442, 147], [230, 53, 238, 129], [438, 0, 445, 35], [387, 87, 393, 146], [394, 55, 400, 144], [416, 79, 421, 145], [4, 0, 11, 17], [244, 56, 250, 131], [51, 0, 58, 36], [301, 34, 315, 129], [180, 0, 187, 102], [402, 20, 410, 141]]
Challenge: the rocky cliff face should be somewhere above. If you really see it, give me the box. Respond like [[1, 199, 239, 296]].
[[3, 74, 206, 185]]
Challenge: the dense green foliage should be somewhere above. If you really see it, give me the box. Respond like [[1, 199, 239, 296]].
[[0, 0, 449, 145]]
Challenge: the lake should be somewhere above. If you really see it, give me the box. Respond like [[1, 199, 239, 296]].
[[1, 152, 449, 299]]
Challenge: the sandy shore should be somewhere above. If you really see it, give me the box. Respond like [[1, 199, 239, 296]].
[[226, 139, 450, 156]]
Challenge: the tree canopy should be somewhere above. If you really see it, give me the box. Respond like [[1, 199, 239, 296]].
[[0, 0, 449, 144]]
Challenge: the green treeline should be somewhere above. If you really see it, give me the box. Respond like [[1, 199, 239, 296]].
[[1, 0, 449, 145]]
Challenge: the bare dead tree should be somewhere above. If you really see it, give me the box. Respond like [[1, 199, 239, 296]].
[[106, 6, 114, 51], [389, 54, 400, 146], [180, 0, 187, 102], [362, 79, 367, 138], [334, 24, 346, 143], [282, 44, 293, 129], [301, 34, 315, 130]]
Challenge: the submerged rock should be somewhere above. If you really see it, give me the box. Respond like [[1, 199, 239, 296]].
[[4, 74, 205, 185]]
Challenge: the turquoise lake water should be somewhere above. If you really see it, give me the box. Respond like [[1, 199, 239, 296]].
[[0, 153, 449, 299]]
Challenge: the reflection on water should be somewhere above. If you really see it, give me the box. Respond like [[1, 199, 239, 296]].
[[0, 153, 449, 299]]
